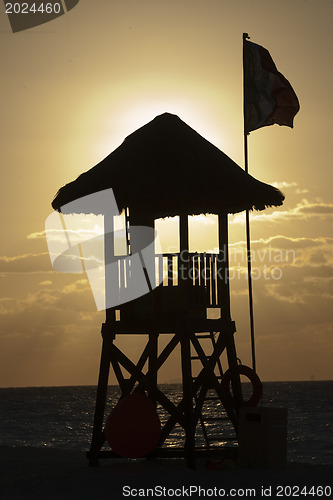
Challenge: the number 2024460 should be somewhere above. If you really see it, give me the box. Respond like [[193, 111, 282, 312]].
[[5, 3, 62, 14], [275, 485, 332, 497]]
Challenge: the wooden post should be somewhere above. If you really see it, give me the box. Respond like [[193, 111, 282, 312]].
[[88, 210, 116, 465], [179, 213, 189, 254], [88, 326, 114, 465], [129, 209, 157, 403], [179, 213, 189, 308], [178, 213, 196, 467], [218, 212, 243, 412], [148, 332, 158, 407], [181, 334, 195, 468], [217, 212, 231, 319]]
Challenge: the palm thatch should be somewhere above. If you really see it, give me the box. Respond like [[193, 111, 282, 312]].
[[52, 112, 284, 217]]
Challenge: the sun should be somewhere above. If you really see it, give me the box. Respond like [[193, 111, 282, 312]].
[[98, 94, 230, 155], [118, 98, 203, 136]]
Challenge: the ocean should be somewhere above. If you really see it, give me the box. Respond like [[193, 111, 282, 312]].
[[0, 381, 332, 466]]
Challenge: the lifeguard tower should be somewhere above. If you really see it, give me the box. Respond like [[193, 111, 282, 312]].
[[51, 113, 284, 467]]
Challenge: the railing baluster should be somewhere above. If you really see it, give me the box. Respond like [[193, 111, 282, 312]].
[[199, 253, 205, 305], [158, 254, 163, 286], [211, 255, 217, 306], [168, 255, 173, 286], [205, 253, 211, 304]]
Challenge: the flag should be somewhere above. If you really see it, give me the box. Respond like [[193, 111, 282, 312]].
[[243, 38, 300, 133]]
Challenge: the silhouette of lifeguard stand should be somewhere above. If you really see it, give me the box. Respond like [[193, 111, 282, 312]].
[[52, 113, 284, 467]]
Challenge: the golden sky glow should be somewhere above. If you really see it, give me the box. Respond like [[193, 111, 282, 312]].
[[0, 0, 332, 386]]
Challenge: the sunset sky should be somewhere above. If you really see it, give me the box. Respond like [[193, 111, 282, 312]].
[[1, 0, 332, 387]]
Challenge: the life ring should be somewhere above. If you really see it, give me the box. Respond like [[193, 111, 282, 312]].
[[221, 365, 262, 407]]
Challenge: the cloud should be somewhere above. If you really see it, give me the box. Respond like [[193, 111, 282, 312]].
[[268, 199, 333, 220], [229, 200, 333, 226], [189, 214, 217, 225], [0, 252, 48, 263], [297, 203, 333, 215], [257, 235, 333, 250], [232, 235, 332, 260], [271, 181, 309, 194], [225, 232, 333, 311], [27, 230, 47, 239], [0, 278, 93, 317], [62, 279, 91, 295], [0, 252, 52, 273], [28, 225, 104, 243], [0, 249, 101, 275], [0, 272, 104, 386], [271, 181, 298, 189], [264, 275, 333, 305], [228, 236, 333, 271]]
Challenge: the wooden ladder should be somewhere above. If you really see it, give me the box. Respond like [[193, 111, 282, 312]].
[[191, 332, 237, 449]]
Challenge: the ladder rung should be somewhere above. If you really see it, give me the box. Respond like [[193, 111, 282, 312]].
[[191, 355, 211, 360], [192, 375, 221, 379], [206, 437, 237, 442], [203, 417, 229, 422], [196, 335, 213, 339], [190, 357, 220, 363]]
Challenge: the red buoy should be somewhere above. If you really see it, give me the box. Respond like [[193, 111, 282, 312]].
[[105, 392, 161, 458]]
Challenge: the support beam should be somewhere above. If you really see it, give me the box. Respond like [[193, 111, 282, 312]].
[[88, 329, 113, 466], [180, 333, 195, 468], [179, 213, 190, 309], [148, 333, 158, 406], [218, 212, 231, 319]]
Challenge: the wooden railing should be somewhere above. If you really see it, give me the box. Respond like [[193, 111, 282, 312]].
[[114, 252, 225, 307]]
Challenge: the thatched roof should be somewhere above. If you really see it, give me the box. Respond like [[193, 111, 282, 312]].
[[52, 112, 284, 217]]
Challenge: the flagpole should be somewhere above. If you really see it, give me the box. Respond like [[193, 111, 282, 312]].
[[243, 33, 256, 373]]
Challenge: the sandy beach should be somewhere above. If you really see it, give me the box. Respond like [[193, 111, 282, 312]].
[[0, 446, 332, 499]]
